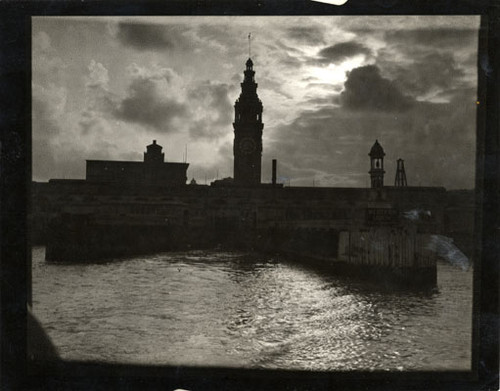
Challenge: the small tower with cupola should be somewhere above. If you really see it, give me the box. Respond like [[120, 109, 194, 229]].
[[144, 140, 164, 163], [233, 57, 264, 185], [369, 140, 385, 188]]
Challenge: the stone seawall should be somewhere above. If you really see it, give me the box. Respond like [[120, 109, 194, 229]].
[[45, 216, 212, 262], [46, 216, 437, 287]]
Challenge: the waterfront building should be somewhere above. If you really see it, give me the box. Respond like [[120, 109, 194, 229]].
[[86, 140, 188, 187], [29, 57, 475, 284]]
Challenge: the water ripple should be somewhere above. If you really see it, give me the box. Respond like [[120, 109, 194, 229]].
[[32, 247, 472, 370]]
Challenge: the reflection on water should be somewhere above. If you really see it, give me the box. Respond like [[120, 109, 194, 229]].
[[31, 247, 472, 370]]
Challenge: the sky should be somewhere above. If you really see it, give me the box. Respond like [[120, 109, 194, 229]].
[[32, 16, 479, 189]]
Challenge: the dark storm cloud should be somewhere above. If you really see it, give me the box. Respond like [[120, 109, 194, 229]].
[[266, 105, 475, 188], [342, 26, 477, 99], [264, 106, 372, 186], [286, 26, 325, 45], [384, 28, 477, 48], [316, 42, 372, 64], [84, 63, 236, 139], [114, 76, 187, 132], [116, 22, 187, 51], [397, 90, 476, 188], [265, 79, 476, 189], [340, 65, 414, 112], [377, 49, 466, 98]]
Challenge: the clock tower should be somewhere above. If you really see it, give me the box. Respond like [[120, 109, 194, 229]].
[[233, 58, 263, 185]]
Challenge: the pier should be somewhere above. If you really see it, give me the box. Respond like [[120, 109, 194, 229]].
[[38, 181, 448, 287]]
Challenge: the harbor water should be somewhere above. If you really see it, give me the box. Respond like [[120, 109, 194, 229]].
[[31, 247, 472, 371]]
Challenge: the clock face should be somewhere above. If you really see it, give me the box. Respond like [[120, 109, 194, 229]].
[[239, 138, 256, 154]]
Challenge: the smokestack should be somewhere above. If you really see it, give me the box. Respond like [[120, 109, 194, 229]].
[[272, 159, 277, 185]]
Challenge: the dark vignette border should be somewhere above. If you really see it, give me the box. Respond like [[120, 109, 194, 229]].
[[1, 1, 498, 390]]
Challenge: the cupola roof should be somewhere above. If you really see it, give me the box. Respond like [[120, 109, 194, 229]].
[[147, 140, 162, 150], [369, 140, 385, 157]]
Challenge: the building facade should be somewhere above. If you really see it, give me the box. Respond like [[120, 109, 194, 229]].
[[86, 140, 188, 187]]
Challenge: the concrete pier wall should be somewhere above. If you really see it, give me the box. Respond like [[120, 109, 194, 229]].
[[338, 227, 436, 268]]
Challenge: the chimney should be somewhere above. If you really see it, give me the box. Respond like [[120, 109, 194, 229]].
[[272, 159, 277, 185]]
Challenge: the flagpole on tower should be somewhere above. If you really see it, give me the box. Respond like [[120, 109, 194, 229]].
[[248, 32, 251, 57]]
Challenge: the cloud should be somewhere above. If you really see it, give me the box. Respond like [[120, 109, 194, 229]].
[[82, 60, 115, 112], [116, 22, 188, 51], [32, 83, 66, 144], [79, 60, 116, 135], [263, 81, 476, 189], [384, 28, 477, 49], [32, 31, 67, 84], [113, 64, 187, 132], [340, 65, 414, 112], [187, 81, 234, 139], [200, 82, 234, 126], [31, 30, 82, 180], [316, 41, 372, 64], [277, 51, 304, 69], [32, 83, 85, 180], [374, 28, 477, 100], [86, 60, 110, 89], [32, 93, 108, 179], [77, 61, 235, 141], [31, 17, 478, 189], [378, 50, 466, 99], [194, 24, 242, 55], [92, 62, 236, 139], [286, 26, 325, 45]]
